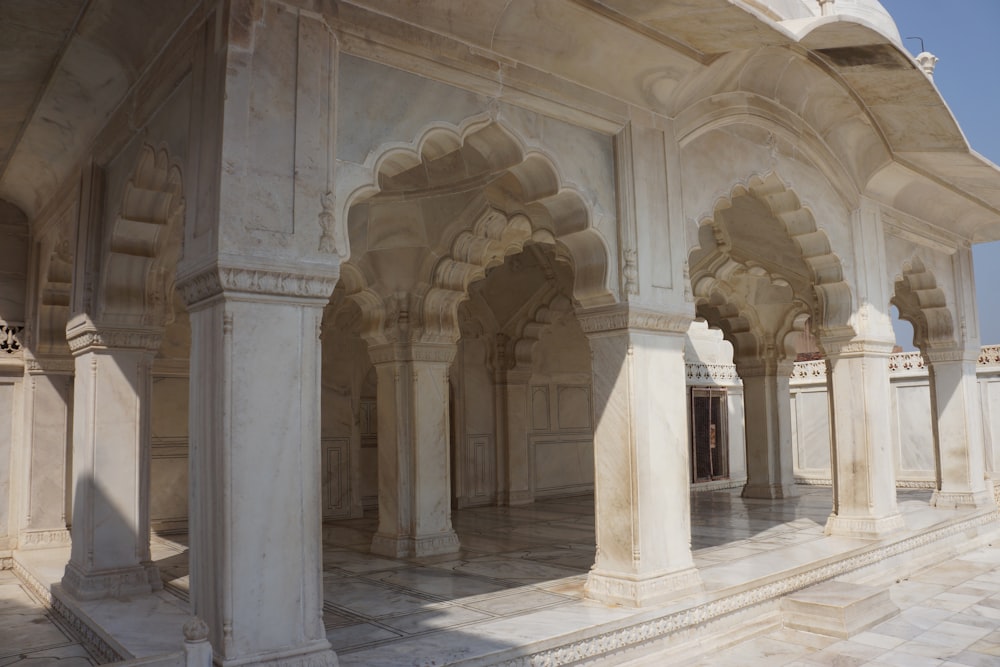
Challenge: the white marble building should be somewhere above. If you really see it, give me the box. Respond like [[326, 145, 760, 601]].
[[2, 0, 1000, 665]]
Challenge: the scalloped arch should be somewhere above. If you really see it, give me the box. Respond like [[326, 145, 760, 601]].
[[512, 293, 574, 370], [100, 144, 185, 326], [689, 172, 853, 333], [893, 257, 956, 350], [342, 119, 612, 344]]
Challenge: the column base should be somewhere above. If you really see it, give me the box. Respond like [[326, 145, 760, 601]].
[[370, 531, 460, 559], [584, 567, 703, 607], [18, 528, 71, 550], [824, 513, 905, 539], [501, 489, 535, 507], [930, 485, 996, 510], [217, 639, 338, 667], [741, 482, 795, 500], [61, 561, 162, 601]]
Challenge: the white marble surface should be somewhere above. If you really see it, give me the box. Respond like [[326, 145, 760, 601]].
[[11, 487, 993, 667]]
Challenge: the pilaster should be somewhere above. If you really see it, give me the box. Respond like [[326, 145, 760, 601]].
[[367, 341, 461, 558], [925, 348, 994, 509], [18, 354, 74, 550], [737, 355, 795, 500], [497, 368, 533, 506], [578, 305, 701, 607], [822, 336, 904, 539], [61, 316, 162, 600], [178, 263, 338, 667]]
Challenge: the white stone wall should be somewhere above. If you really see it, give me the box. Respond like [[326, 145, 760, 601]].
[[791, 348, 1000, 486]]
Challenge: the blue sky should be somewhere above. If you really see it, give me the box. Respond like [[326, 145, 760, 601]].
[[878, 0, 1000, 347]]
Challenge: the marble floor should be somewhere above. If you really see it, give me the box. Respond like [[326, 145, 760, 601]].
[[0, 569, 96, 666], [7, 486, 1000, 665], [684, 542, 1000, 667]]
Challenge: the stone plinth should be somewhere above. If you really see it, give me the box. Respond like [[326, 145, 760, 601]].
[[782, 581, 898, 639]]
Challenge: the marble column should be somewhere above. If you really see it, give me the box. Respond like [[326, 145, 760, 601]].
[[368, 342, 461, 558], [18, 355, 74, 549], [823, 338, 904, 538], [737, 355, 795, 499], [180, 266, 337, 667], [498, 368, 532, 506], [927, 349, 994, 508], [61, 317, 161, 600], [579, 306, 701, 607]]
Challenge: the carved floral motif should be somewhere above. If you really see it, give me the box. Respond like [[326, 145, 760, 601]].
[[0, 324, 22, 354]]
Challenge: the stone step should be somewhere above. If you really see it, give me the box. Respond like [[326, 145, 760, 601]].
[[781, 580, 898, 639]]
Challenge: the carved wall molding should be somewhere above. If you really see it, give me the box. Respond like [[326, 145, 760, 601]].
[[177, 265, 340, 307], [18, 528, 72, 548], [577, 305, 692, 335]]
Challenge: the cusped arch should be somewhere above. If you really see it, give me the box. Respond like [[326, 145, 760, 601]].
[[893, 257, 956, 351], [100, 144, 185, 326], [342, 119, 612, 345], [689, 173, 853, 334], [512, 293, 574, 370]]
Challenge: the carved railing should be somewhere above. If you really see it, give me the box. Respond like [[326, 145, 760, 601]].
[[790, 360, 826, 381], [685, 362, 739, 386], [887, 351, 925, 374], [980, 345, 1000, 367], [787, 345, 1000, 384]]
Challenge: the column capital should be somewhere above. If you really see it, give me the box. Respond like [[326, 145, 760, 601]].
[[734, 355, 795, 378], [65, 315, 162, 355], [577, 304, 693, 336], [367, 341, 456, 365], [923, 346, 978, 365], [176, 258, 339, 308], [821, 336, 894, 359]]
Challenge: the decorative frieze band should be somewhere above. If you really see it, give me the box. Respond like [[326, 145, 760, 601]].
[[177, 265, 340, 306], [577, 305, 692, 335]]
